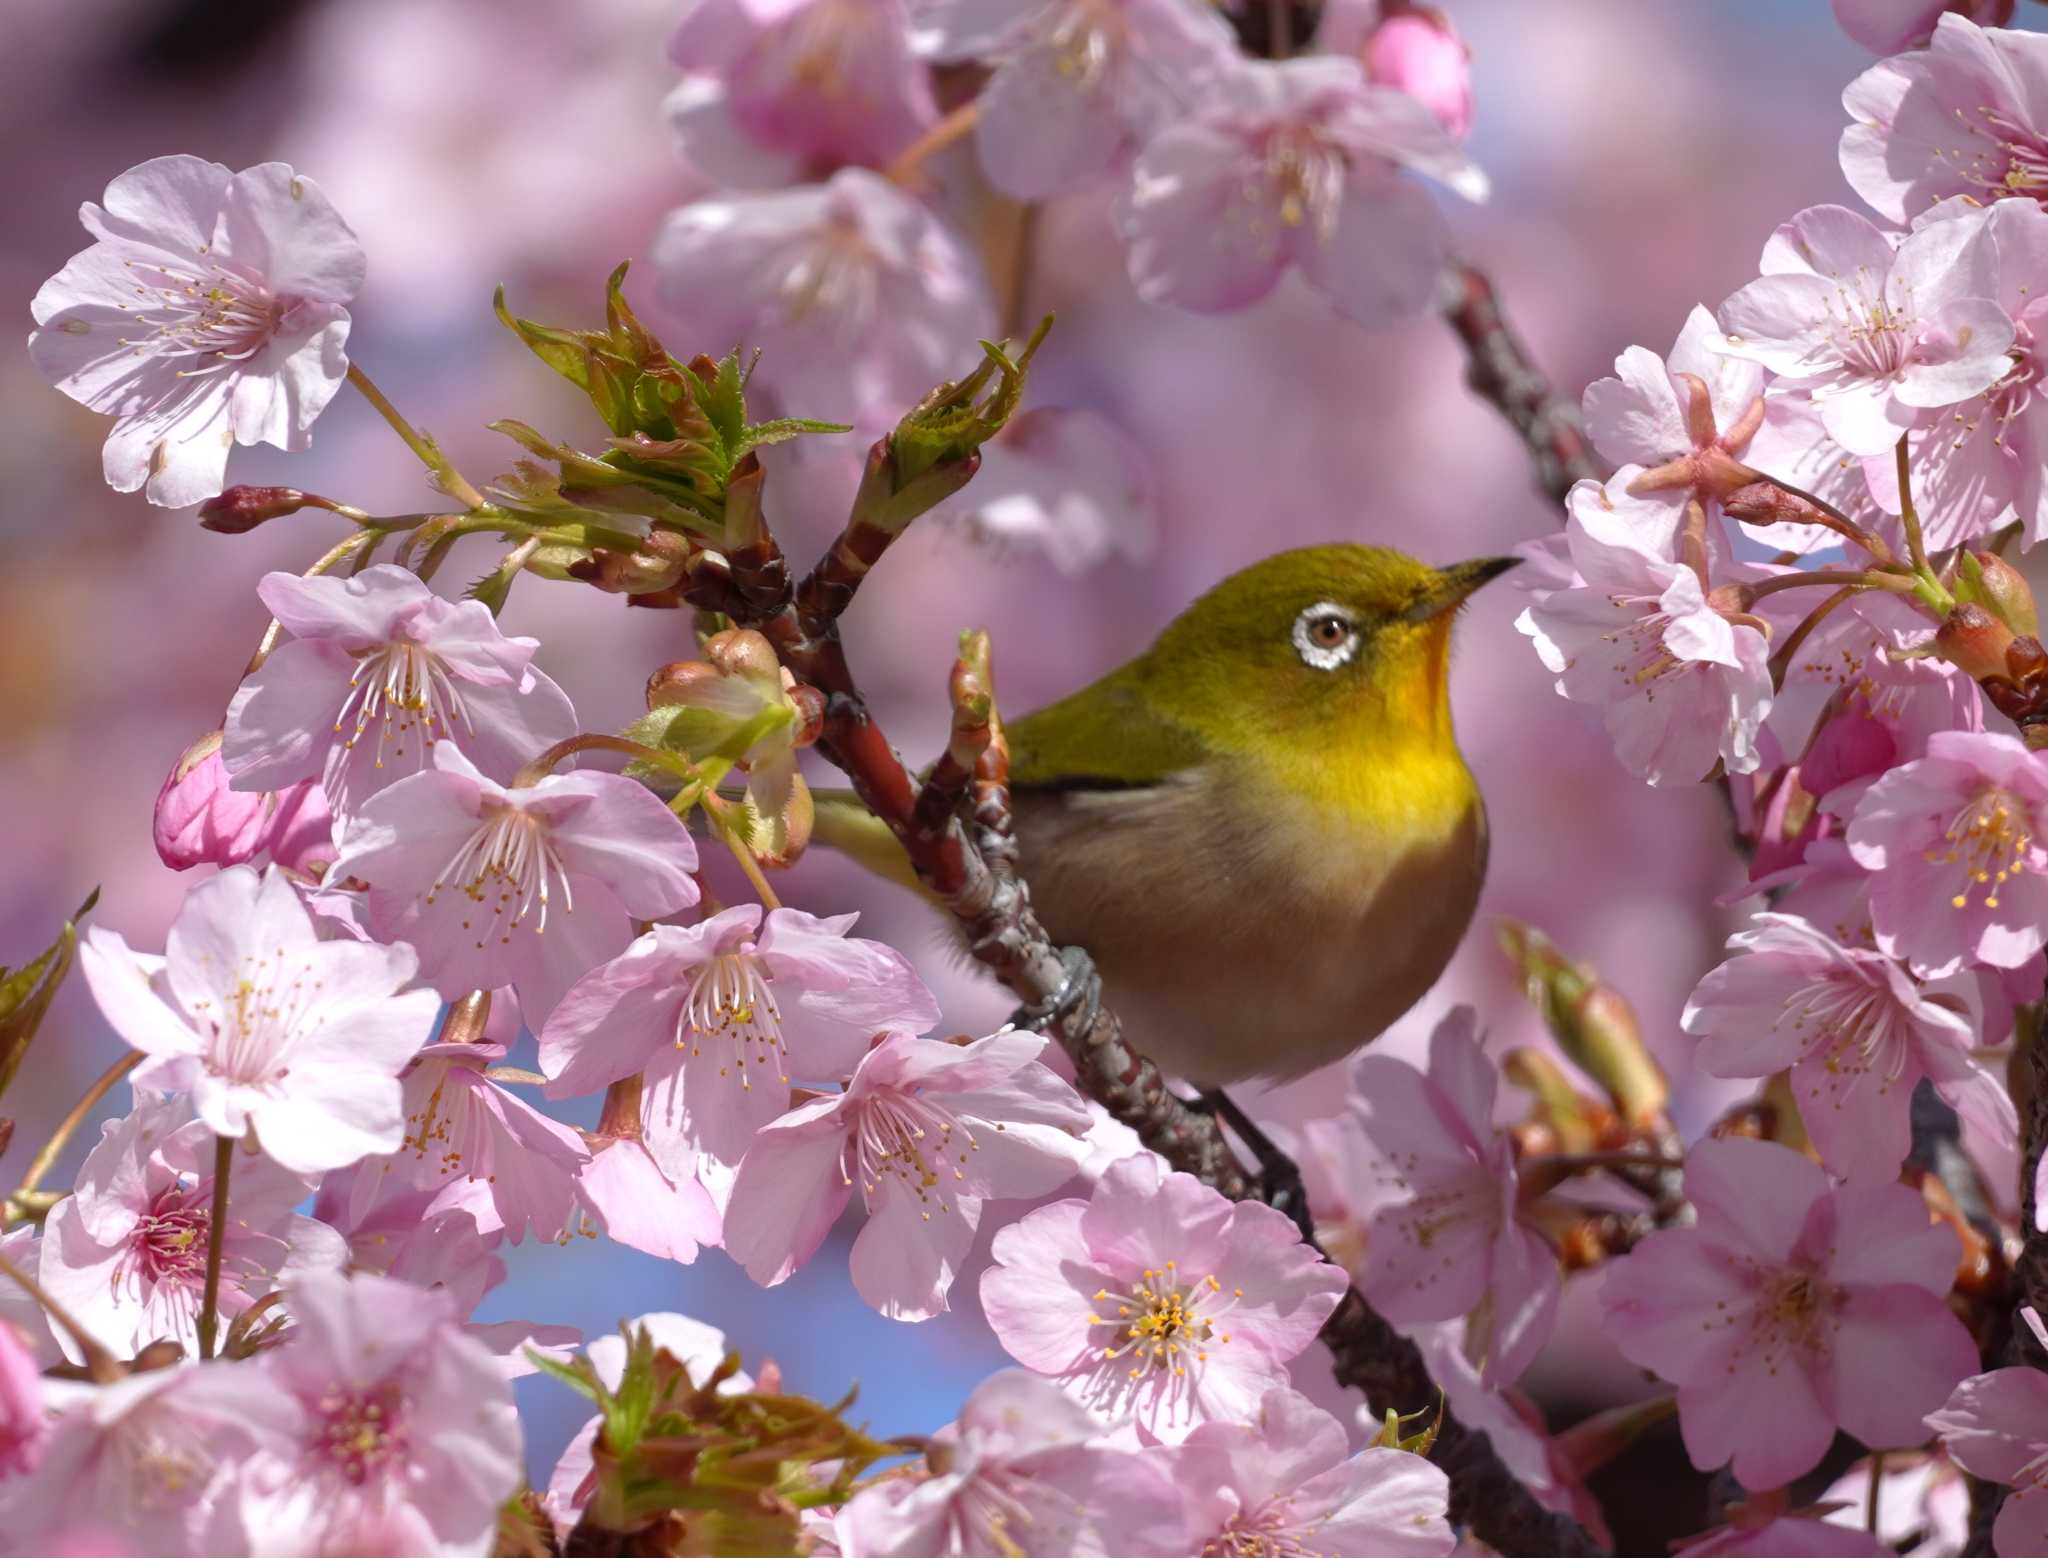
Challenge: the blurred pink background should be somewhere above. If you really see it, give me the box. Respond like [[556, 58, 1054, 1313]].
[[6, 0, 2039, 1540]]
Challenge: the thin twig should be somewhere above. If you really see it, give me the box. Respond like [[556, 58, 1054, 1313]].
[[195, 1134, 234, 1361], [346, 362, 488, 510], [7, 1050, 141, 1217]]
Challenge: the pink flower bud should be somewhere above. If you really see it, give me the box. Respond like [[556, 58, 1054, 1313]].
[[196, 485, 310, 533], [0, 1318, 46, 1477], [1363, 10, 1473, 140], [153, 730, 274, 870]]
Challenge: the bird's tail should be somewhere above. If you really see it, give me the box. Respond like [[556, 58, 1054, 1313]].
[[809, 789, 932, 899]]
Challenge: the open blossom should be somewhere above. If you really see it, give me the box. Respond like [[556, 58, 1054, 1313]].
[[329, 743, 700, 1024], [724, 1030, 1090, 1320], [666, 0, 935, 186], [651, 169, 994, 426], [1717, 202, 2013, 458], [540, 903, 939, 1165], [1581, 306, 1765, 504], [1683, 911, 2016, 1181], [1345, 1008, 1560, 1388], [1517, 478, 1771, 788], [339, 1041, 591, 1245], [979, 1153, 1347, 1442], [1926, 1307, 2048, 1557], [313, 1175, 505, 1320], [1601, 1137, 1978, 1491], [1167, 1387, 1455, 1558], [27, 155, 364, 508], [940, 406, 1158, 574], [838, 1369, 1185, 1558], [40, 1093, 344, 1359], [1842, 14, 2048, 222], [0, 1365, 259, 1553], [206, 1271, 521, 1558], [78, 865, 438, 1174], [0, 1228, 55, 1368], [1119, 55, 1486, 325], [574, 1125, 724, 1265], [1840, 730, 2048, 977], [223, 566, 577, 821], [918, 0, 1236, 200]]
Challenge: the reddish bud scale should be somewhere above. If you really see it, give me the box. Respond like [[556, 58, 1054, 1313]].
[[196, 485, 309, 533]]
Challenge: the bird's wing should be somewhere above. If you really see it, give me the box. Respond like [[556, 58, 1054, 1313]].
[[1005, 672, 1208, 791]]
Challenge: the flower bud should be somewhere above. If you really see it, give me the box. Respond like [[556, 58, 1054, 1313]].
[[1955, 548, 2039, 638], [1362, 10, 1473, 140], [645, 659, 726, 711], [703, 627, 781, 682], [1935, 601, 2018, 683], [1499, 920, 1668, 1128], [196, 485, 309, 533], [153, 730, 273, 870]]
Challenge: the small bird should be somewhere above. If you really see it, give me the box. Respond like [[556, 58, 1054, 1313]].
[[816, 544, 1516, 1087]]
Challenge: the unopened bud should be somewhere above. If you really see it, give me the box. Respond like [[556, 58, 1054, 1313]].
[[196, 485, 309, 533], [789, 683, 826, 747], [1936, 601, 2018, 683], [1955, 548, 2039, 638], [645, 659, 724, 710], [1498, 920, 1668, 1128], [1362, 10, 1472, 140], [154, 730, 273, 870], [568, 529, 689, 596], [704, 626, 781, 682], [1501, 1049, 1604, 1156]]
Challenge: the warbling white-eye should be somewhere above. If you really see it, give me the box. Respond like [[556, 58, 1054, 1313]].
[[814, 543, 1517, 1086]]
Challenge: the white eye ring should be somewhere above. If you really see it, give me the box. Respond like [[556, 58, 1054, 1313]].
[[1292, 601, 1361, 671]]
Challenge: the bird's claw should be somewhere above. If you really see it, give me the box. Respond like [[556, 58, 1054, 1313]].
[[1196, 1088, 1318, 1246], [1012, 944, 1103, 1037]]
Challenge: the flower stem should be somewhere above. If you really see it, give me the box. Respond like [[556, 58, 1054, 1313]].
[[346, 361, 488, 511], [1768, 585, 1856, 692], [1747, 472, 1893, 561], [512, 733, 702, 789], [883, 102, 979, 185], [1740, 568, 1916, 606], [1894, 435, 1933, 577], [715, 811, 783, 910], [6, 1051, 141, 1219], [195, 1134, 234, 1362]]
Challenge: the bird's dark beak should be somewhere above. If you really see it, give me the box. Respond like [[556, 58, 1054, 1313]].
[[1402, 555, 1521, 623]]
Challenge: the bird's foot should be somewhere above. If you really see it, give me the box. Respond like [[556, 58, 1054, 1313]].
[[1195, 1088, 1317, 1246], [1011, 944, 1103, 1037]]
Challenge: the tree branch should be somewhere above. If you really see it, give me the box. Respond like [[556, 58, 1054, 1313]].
[[1442, 260, 1602, 508], [694, 436, 1608, 1558]]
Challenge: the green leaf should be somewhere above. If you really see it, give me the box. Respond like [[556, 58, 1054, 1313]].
[[733, 417, 852, 457], [0, 888, 96, 1100], [526, 1347, 604, 1407], [889, 315, 1053, 489]]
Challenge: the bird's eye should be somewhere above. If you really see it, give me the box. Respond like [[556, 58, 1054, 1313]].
[[1292, 602, 1362, 671]]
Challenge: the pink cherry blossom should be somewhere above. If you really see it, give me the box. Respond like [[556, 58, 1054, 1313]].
[[1674, 1512, 1892, 1557], [0, 1365, 261, 1553], [0, 1316, 43, 1479], [27, 156, 365, 508], [39, 1093, 345, 1359], [312, 1174, 505, 1320], [1517, 478, 1771, 787], [1119, 55, 1486, 326], [1841, 730, 2048, 977], [328, 743, 700, 1024], [1833, 0, 2012, 53], [152, 729, 324, 872], [666, 0, 936, 185], [724, 1029, 1090, 1320], [1821, 1452, 1970, 1555], [1878, 197, 2048, 545], [1927, 1307, 2048, 1556], [1682, 911, 2015, 1181], [78, 865, 438, 1174], [1344, 1008, 1561, 1387], [1717, 203, 2014, 459], [940, 406, 1158, 574], [1360, 11, 1474, 142], [540, 903, 940, 1166], [206, 1270, 521, 1558], [1842, 14, 2048, 222], [838, 1368, 1186, 1558], [919, 0, 1237, 200], [979, 1153, 1347, 1441], [1580, 306, 1765, 499], [650, 169, 994, 427], [573, 1129, 723, 1264], [1601, 1137, 1978, 1491], [1167, 1386, 1455, 1557], [339, 1040, 591, 1245], [223, 566, 578, 821], [543, 1313, 748, 1541]]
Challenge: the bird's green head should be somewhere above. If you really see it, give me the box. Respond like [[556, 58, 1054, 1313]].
[[1139, 543, 1518, 763]]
